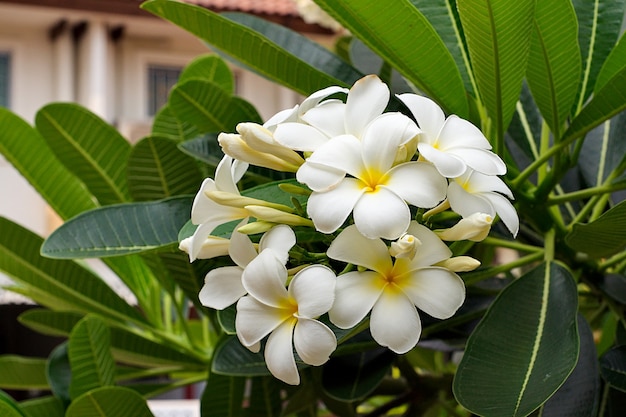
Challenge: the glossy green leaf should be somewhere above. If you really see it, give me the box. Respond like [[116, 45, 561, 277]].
[[19, 396, 65, 417], [178, 134, 223, 166], [453, 262, 579, 417], [179, 54, 234, 93], [0, 356, 49, 390], [572, 0, 625, 111], [46, 343, 71, 406], [578, 111, 626, 188], [347, 39, 410, 95], [316, 0, 468, 116], [151, 105, 201, 142], [566, 200, 626, 258], [599, 274, 626, 305], [127, 135, 203, 201], [506, 83, 542, 162], [563, 66, 626, 142], [601, 346, 626, 392], [65, 386, 154, 417], [410, 0, 476, 95], [200, 373, 245, 417], [41, 196, 193, 259], [68, 316, 115, 399], [19, 309, 82, 337], [457, 0, 536, 141], [244, 377, 282, 417], [142, 0, 361, 95], [322, 348, 395, 401], [211, 336, 271, 377], [0, 108, 97, 220], [0, 217, 145, 324], [169, 80, 261, 133], [35, 103, 131, 205], [596, 32, 626, 92], [0, 392, 26, 417], [539, 315, 600, 417], [526, 0, 580, 138]]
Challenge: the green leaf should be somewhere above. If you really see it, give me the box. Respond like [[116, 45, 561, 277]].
[[178, 134, 223, 166], [601, 345, 626, 392], [244, 377, 282, 417], [179, 54, 235, 93], [141, 0, 361, 95], [0, 217, 145, 324], [563, 66, 626, 142], [41, 196, 193, 259], [0, 356, 49, 390], [453, 262, 579, 417], [200, 373, 245, 417], [151, 105, 201, 142], [127, 135, 203, 201], [65, 386, 154, 417], [596, 32, 626, 92], [211, 336, 271, 377], [35, 103, 131, 205], [526, 0, 581, 138], [457, 0, 536, 141], [566, 200, 626, 258], [19, 396, 65, 417], [506, 83, 542, 161], [315, 0, 468, 116], [322, 348, 395, 401], [0, 392, 26, 417], [68, 316, 116, 399], [46, 343, 71, 406], [540, 315, 600, 417], [19, 309, 81, 337], [0, 109, 98, 220], [572, 0, 625, 110], [169, 80, 261, 133]]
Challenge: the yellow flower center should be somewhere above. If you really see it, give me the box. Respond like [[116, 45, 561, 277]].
[[359, 168, 388, 193]]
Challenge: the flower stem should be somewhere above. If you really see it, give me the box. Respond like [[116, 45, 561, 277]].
[[463, 252, 544, 285], [480, 237, 543, 252]]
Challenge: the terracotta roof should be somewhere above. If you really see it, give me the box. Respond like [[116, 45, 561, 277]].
[[184, 0, 300, 17]]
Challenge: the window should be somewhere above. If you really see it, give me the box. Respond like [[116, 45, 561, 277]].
[[0, 52, 10, 108], [147, 65, 182, 116]]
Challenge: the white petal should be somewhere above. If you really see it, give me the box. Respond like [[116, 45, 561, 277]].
[[241, 250, 289, 308], [191, 178, 217, 224], [462, 170, 513, 198], [188, 220, 236, 262], [274, 123, 330, 152], [448, 182, 495, 218], [294, 318, 337, 366], [353, 187, 411, 239], [300, 86, 348, 115], [229, 222, 257, 267], [361, 113, 420, 173], [446, 148, 506, 176], [370, 289, 421, 354], [327, 224, 393, 273], [417, 143, 466, 178], [180, 235, 230, 260], [329, 271, 384, 329], [386, 162, 448, 208], [231, 159, 249, 184], [345, 75, 389, 137], [236, 296, 287, 348], [399, 267, 465, 319], [296, 161, 346, 192], [199, 266, 245, 310], [290, 265, 336, 318], [406, 222, 452, 267], [214, 155, 240, 195], [259, 224, 296, 265], [438, 115, 492, 150], [264, 106, 298, 129], [485, 192, 519, 237], [307, 179, 364, 234], [265, 319, 299, 385], [305, 135, 364, 178], [397, 93, 445, 141], [301, 100, 348, 138]]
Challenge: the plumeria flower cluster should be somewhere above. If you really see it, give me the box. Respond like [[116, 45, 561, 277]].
[[180, 75, 518, 385]]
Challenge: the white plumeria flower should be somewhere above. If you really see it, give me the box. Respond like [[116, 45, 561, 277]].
[[179, 235, 230, 260], [448, 169, 519, 237], [236, 250, 337, 385], [185, 155, 249, 261], [398, 93, 505, 178], [199, 224, 296, 310], [437, 212, 493, 242], [273, 75, 389, 152], [327, 223, 465, 354], [299, 113, 447, 240]]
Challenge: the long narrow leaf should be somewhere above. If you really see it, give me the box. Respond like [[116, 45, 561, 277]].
[[453, 262, 579, 417], [141, 0, 362, 95], [0, 355, 49, 390], [200, 373, 246, 417], [595, 32, 626, 92], [566, 200, 626, 258], [35, 103, 131, 205], [315, 0, 468, 116], [41, 197, 193, 259], [0, 109, 97, 220], [457, 0, 536, 145], [526, 0, 580, 138]]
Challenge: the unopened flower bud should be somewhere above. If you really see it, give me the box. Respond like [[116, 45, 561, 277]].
[[389, 233, 422, 259], [244, 205, 314, 228], [235, 221, 275, 235], [436, 256, 481, 272], [205, 190, 294, 213], [179, 236, 230, 261], [437, 213, 493, 242], [218, 130, 303, 172]]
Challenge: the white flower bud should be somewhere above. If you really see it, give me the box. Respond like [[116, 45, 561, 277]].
[[436, 256, 481, 272], [389, 233, 422, 259], [437, 213, 493, 242]]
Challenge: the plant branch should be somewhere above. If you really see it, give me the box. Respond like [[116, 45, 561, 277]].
[[463, 252, 544, 285]]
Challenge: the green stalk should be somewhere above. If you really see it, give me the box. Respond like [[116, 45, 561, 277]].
[[463, 252, 544, 285], [480, 237, 543, 252], [548, 183, 626, 205]]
